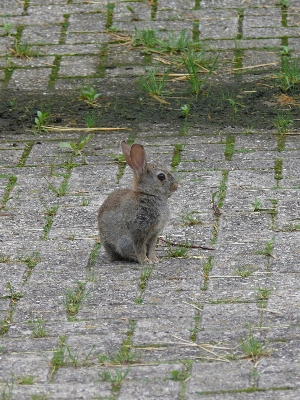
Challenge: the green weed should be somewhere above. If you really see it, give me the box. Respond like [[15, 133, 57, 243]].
[[79, 86, 101, 105], [201, 256, 213, 290], [166, 240, 189, 258], [257, 238, 275, 257], [2, 21, 14, 36], [131, 27, 157, 49], [19, 252, 41, 270], [170, 369, 190, 382], [235, 266, 254, 278], [255, 287, 273, 301], [16, 375, 35, 385], [279, 57, 300, 91], [1, 174, 17, 209], [275, 112, 292, 133], [85, 111, 97, 128], [45, 173, 70, 197], [181, 211, 201, 226], [7, 282, 23, 303], [81, 195, 90, 206], [138, 68, 168, 96], [30, 395, 47, 400], [64, 281, 87, 318], [225, 135, 235, 161], [250, 198, 264, 212], [240, 328, 264, 361], [11, 38, 36, 58], [171, 143, 184, 170], [65, 344, 94, 367], [278, 0, 290, 7], [59, 134, 92, 156], [1, 378, 14, 400], [155, 29, 194, 54], [50, 335, 67, 380], [28, 318, 47, 338], [99, 369, 130, 392], [34, 111, 49, 133]]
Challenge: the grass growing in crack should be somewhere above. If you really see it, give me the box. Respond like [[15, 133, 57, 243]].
[[181, 211, 201, 226], [28, 318, 47, 338], [59, 134, 93, 157], [166, 240, 189, 258], [65, 344, 94, 367], [256, 238, 275, 257], [108, 152, 126, 183], [87, 241, 101, 270], [131, 27, 158, 49], [170, 369, 190, 382], [50, 335, 67, 379], [98, 369, 130, 393], [235, 266, 254, 278], [98, 321, 137, 365], [81, 195, 90, 206], [255, 287, 273, 301], [86, 111, 97, 128], [41, 202, 59, 239], [278, 0, 290, 6], [250, 198, 264, 212], [34, 110, 49, 133], [274, 158, 283, 182], [140, 267, 153, 291], [135, 266, 153, 304], [10, 38, 36, 58], [171, 143, 184, 170], [225, 135, 235, 161], [275, 112, 292, 133], [16, 375, 35, 385], [17, 141, 34, 167], [155, 29, 194, 55], [0, 316, 10, 335], [45, 173, 70, 197], [201, 256, 213, 291], [0, 255, 10, 263], [240, 328, 264, 361], [138, 68, 168, 96], [1, 174, 17, 209], [1, 378, 14, 400], [7, 282, 23, 303], [19, 252, 41, 270], [183, 50, 218, 95], [2, 21, 14, 36], [65, 281, 87, 319], [19, 252, 41, 281], [278, 57, 300, 91]]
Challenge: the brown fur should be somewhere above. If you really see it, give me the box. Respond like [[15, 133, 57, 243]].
[[98, 141, 177, 264]]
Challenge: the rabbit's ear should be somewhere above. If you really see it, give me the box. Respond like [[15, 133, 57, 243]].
[[121, 141, 134, 169], [130, 144, 146, 174]]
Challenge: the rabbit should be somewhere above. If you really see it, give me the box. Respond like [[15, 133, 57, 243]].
[[98, 141, 178, 264]]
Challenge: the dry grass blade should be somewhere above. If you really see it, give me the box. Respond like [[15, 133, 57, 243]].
[[182, 301, 202, 311], [231, 62, 278, 71], [171, 335, 230, 362], [149, 94, 170, 104], [43, 126, 130, 132]]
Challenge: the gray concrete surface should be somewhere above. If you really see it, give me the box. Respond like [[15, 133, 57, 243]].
[[1, 0, 300, 399]]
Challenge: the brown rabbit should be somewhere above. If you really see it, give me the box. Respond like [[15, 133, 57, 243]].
[[98, 141, 178, 264]]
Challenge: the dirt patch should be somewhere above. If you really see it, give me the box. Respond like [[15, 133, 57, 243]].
[[0, 78, 299, 136]]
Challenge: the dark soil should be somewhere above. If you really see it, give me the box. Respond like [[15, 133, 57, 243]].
[[0, 78, 299, 136]]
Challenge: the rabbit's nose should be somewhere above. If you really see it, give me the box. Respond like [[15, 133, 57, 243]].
[[171, 181, 178, 192]]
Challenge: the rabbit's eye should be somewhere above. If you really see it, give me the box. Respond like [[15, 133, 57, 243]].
[[157, 173, 166, 181]]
